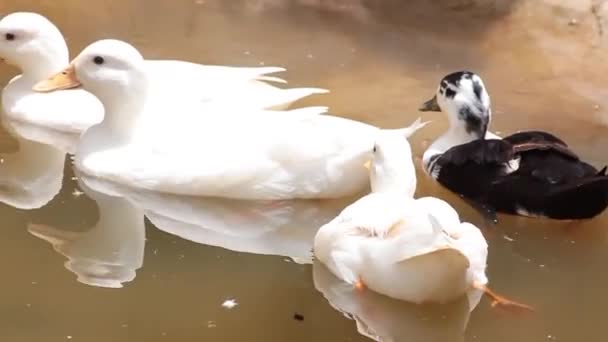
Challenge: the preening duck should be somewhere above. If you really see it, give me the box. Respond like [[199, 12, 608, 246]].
[[0, 12, 325, 150], [420, 71, 608, 221], [33, 39, 426, 200], [313, 130, 531, 310]]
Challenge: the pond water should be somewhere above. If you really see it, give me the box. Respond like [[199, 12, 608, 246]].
[[1, 1, 608, 341]]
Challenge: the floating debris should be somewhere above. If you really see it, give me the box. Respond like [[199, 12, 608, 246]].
[[207, 320, 217, 328], [293, 313, 304, 321], [503, 234, 515, 242], [222, 299, 238, 309], [72, 189, 84, 197]]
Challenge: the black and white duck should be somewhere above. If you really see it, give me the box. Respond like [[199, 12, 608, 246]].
[[419, 71, 608, 221]]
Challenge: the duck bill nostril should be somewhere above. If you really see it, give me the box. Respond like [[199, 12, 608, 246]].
[[419, 95, 441, 112]]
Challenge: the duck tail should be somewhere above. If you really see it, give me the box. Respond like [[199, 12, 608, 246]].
[[384, 117, 431, 139], [256, 75, 287, 84], [250, 66, 287, 84], [545, 176, 608, 219], [284, 106, 329, 118], [264, 88, 330, 110]]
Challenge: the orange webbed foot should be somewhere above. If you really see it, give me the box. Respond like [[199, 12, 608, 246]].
[[354, 278, 366, 292], [473, 282, 534, 313]]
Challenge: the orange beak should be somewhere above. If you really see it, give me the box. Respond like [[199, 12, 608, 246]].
[[33, 63, 81, 92]]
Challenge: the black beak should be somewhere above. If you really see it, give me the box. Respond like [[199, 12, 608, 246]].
[[419, 95, 441, 112]]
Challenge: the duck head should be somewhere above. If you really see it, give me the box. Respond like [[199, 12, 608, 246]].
[[34, 39, 147, 101], [368, 131, 418, 197], [420, 71, 491, 140], [33, 39, 149, 135], [0, 12, 69, 81]]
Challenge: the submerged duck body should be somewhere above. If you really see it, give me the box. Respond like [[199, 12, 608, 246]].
[[420, 71, 608, 220]]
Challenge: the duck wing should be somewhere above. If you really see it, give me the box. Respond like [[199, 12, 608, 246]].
[[431, 131, 607, 219], [429, 139, 517, 207], [543, 176, 608, 219], [490, 173, 608, 219], [502, 131, 598, 184], [436, 139, 515, 167], [504, 131, 579, 160]]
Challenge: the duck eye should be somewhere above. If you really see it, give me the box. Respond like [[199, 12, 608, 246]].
[[93, 56, 105, 65], [373, 146, 377, 153], [5, 33, 15, 41]]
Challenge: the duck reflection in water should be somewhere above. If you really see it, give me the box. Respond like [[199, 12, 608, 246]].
[[28, 179, 146, 288], [81, 175, 358, 265], [313, 260, 481, 342]]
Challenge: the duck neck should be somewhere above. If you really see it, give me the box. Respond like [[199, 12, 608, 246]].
[[370, 162, 416, 197], [97, 82, 149, 141], [19, 41, 69, 83], [443, 122, 484, 146]]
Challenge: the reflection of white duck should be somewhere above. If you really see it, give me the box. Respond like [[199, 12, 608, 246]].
[[0, 12, 326, 152], [313, 261, 480, 342], [28, 179, 145, 289], [313, 130, 533, 311], [80, 174, 354, 264], [35, 39, 428, 199], [0, 122, 65, 209]]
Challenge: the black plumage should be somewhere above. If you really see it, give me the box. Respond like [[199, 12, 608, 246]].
[[431, 131, 608, 220]]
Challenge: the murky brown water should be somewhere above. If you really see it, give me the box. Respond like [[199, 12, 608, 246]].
[[1, 0, 608, 341]]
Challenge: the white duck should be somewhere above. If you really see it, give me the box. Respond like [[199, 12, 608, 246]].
[[0, 13, 104, 153], [0, 12, 326, 152], [33, 39, 427, 200], [313, 130, 533, 310]]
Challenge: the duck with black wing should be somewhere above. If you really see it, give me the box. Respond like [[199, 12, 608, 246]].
[[420, 71, 608, 221]]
